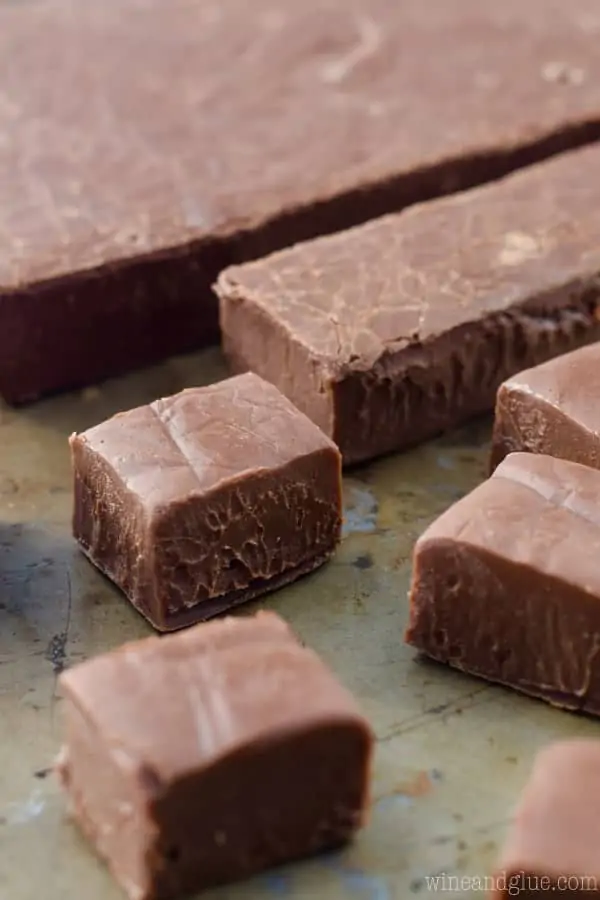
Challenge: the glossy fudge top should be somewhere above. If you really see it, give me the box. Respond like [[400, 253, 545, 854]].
[[500, 342, 600, 434], [59, 611, 368, 783], [5, 0, 600, 290], [72, 373, 337, 508], [419, 452, 600, 598], [497, 740, 600, 883], [218, 144, 600, 379]]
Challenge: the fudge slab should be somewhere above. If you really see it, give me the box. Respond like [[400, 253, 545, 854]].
[[490, 341, 600, 473], [491, 740, 600, 897], [56, 611, 373, 900], [218, 144, 600, 465], [70, 373, 342, 631], [6, 2, 600, 403], [405, 452, 600, 713]]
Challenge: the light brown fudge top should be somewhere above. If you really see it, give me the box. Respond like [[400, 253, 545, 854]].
[[70, 373, 338, 509], [59, 611, 369, 784], [417, 452, 600, 599], [217, 144, 600, 378], [499, 341, 600, 435], [4, 0, 600, 289], [496, 740, 600, 883]]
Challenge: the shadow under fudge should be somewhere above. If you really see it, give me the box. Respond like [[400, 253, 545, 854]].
[[406, 452, 600, 714], [56, 611, 373, 900], [69, 373, 342, 631], [490, 341, 600, 474], [217, 143, 600, 466], [6, 0, 600, 403]]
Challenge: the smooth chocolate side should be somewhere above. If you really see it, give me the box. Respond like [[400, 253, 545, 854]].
[[405, 452, 600, 713], [491, 740, 600, 898], [56, 701, 154, 900], [57, 612, 373, 899], [148, 722, 369, 898], [1, 242, 225, 405]]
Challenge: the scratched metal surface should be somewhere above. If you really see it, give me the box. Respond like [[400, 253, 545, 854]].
[[1, 347, 599, 900]]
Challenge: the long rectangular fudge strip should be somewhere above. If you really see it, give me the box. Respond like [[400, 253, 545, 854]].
[[490, 341, 600, 473], [405, 452, 600, 713], [70, 372, 342, 631], [56, 611, 373, 900], [491, 741, 600, 897], [218, 144, 600, 465], [6, 1, 600, 404]]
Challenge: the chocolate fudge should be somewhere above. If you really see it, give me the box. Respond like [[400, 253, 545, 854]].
[[6, 1, 600, 403], [490, 342, 600, 473], [218, 144, 600, 465], [491, 740, 600, 898], [70, 373, 341, 631], [56, 611, 373, 900], [405, 452, 600, 713]]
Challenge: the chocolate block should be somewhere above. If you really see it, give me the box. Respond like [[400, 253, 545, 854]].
[[490, 342, 600, 473], [491, 740, 600, 898], [405, 452, 600, 713], [56, 611, 373, 900], [6, 1, 600, 404], [70, 373, 341, 631], [218, 145, 600, 465]]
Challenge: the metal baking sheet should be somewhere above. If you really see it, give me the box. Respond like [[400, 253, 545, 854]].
[[1, 348, 598, 900]]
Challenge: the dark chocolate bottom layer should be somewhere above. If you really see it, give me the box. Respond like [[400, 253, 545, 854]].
[[79, 543, 336, 632], [6, 121, 600, 405]]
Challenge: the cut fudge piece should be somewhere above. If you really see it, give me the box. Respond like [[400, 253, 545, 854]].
[[70, 373, 341, 631], [491, 740, 600, 898], [490, 342, 600, 473], [405, 452, 600, 713], [6, 0, 600, 404], [56, 611, 373, 900], [217, 144, 600, 465]]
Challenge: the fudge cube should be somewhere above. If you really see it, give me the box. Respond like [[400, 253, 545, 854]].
[[56, 611, 373, 900], [405, 452, 600, 713], [491, 342, 600, 473], [70, 373, 342, 631], [491, 740, 600, 897]]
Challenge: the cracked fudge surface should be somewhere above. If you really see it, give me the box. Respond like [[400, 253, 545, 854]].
[[56, 611, 373, 900], [6, 0, 600, 403], [217, 143, 600, 464], [491, 740, 600, 898], [490, 341, 600, 472], [69, 372, 342, 631], [405, 452, 600, 713]]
